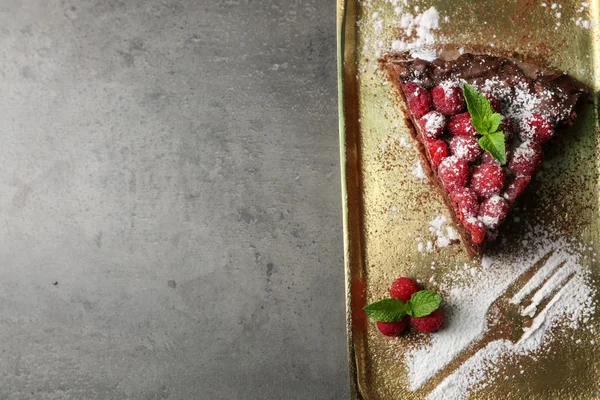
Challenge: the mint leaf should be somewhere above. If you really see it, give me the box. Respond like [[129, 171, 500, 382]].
[[405, 301, 413, 316], [407, 290, 442, 318], [462, 83, 493, 134], [488, 113, 502, 133], [462, 83, 507, 164], [478, 132, 506, 164], [363, 298, 407, 322]]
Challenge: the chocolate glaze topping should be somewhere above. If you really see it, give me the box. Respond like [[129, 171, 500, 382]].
[[388, 52, 585, 126]]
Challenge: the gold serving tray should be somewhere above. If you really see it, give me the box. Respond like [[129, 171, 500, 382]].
[[338, 0, 600, 398]]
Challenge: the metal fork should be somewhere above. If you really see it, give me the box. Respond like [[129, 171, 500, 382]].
[[417, 251, 577, 395]]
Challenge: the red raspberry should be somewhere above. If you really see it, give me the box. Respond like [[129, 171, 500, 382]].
[[464, 217, 486, 244], [438, 156, 469, 191], [519, 113, 554, 143], [508, 140, 543, 177], [403, 82, 433, 119], [427, 139, 449, 168], [410, 309, 443, 333], [478, 195, 509, 229], [389, 277, 421, 303], [432, 81, 465, 115], [377, 318, 409, 336], [419, 111, 446, 140], [450, 187, 479, 222], [470, 164, 505, 199], [482, 90, 501, 112], [481, 149, 511, 166], [448, 112, 476, 136], [450, 135, 482, 163], [503, 175, 531, 204], [480, 151, 500, 166]]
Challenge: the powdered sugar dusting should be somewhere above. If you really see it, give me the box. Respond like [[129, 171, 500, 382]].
[[446, 226, 459, 241], [427, 215, 460, 248], [479, 215, 499, 228], [573, 1, 596, 28], [509, 252, 569, 305], [416, 215, 459, 252], [412, 159, 426, 179], [428, 265, 595, 399], [404, 228, 597, 398], [422, 111, 445, 132], [478, 195, 505, 229], [361, 2, 444, 63], [440, 80, 459, 99], [450, 136, 478, 161], [477, 79, 551, 124], [520, 261, 576, 318], [390, 6, 441, 60], [373, 15, 385, 33]]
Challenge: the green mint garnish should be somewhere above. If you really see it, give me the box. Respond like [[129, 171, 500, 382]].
[[363, 289, 442, 322], [363, 298, 407, 322], [405, 290, 442, 318], [478, 132, 506, 164], [462, 83, 506, 164]]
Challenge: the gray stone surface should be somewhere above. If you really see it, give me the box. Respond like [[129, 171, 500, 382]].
[[0, 1, 346, 399]]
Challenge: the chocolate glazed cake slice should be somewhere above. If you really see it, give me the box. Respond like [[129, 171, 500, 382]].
[[382, 51, 586, 258]]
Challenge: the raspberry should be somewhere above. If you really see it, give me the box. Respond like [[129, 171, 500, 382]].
[[482, 90, 501, 112], [480, 151, 500, 166], [438, 156, 469, 191], [503, 176, 531, 204], [427, 139, 449, 168], [478, 195, 509, 229], [519, 113, 554, 143], [450, 187, 479, 222], [481, 149, 511, 166], [465, 217, 486, 244], [419, 111, 446, 140], [432, 81, 465, 115], [389, 277, 421, 303], [448, 112, 476, 136], [470, 164, 505, 199], [508, 140, 543, 177], [403, 82, 433, 119], [377, 318, 409, 336], [410, 309, 443, 333], [450, 135, 482, 163]]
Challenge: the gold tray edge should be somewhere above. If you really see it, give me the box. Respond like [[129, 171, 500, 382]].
[[338, 0, 366, 398]]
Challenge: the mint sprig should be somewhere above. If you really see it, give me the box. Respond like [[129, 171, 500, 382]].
[[363, 290, 442, 322], [405, 290, 442, 318], [462, 83, 506, 164], [363, 298, 408, 322]]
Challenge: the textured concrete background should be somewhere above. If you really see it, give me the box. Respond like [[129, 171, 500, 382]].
[[0, 1, 346, 399]]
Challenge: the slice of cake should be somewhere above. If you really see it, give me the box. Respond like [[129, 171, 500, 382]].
[[382, 52, 586, 258]]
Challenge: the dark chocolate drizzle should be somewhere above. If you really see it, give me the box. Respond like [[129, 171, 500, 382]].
[[389, 53, 585, 125]]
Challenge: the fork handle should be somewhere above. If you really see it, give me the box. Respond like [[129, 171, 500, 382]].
[[418, 328, 501, 395]]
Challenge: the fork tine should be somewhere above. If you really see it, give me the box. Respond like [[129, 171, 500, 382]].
[[510, 257, 567, 305], [520, 262, 574, 317], [498, 250, 555, 302], [421, 251, 559, 393], [517, 271, 577, 344]]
